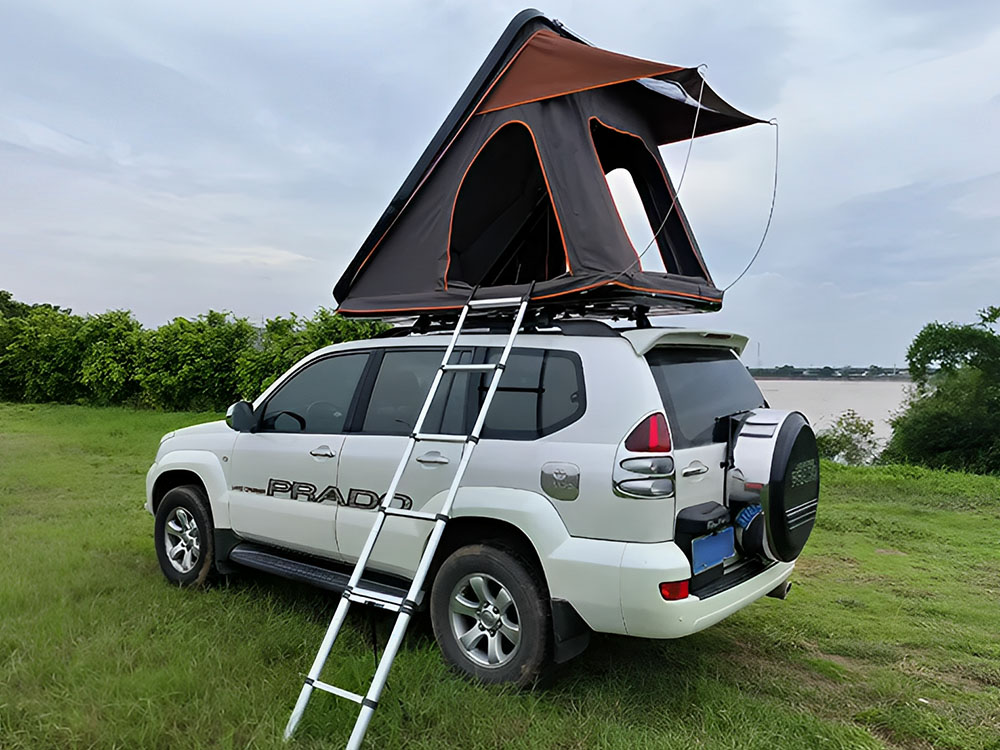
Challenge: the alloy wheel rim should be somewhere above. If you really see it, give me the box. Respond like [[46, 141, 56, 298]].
[[448, 573, 521, 668], [164, 507, 201, 574]]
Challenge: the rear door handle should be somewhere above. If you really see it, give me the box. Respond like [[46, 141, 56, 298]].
[[416, 451, 449, 466], [309, 445, 336, 459], [682, 461, 709, 477]]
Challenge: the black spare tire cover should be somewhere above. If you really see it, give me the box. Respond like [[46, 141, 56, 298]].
[[764, 413, 819, 562]]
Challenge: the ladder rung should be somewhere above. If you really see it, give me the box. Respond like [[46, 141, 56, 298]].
[[348, 586, 404, 610], [442, 363, 499, 372], [310, 679, 363, 704], [413, 432, 469, 444], [467, 296, 523, 308], [383, 506, 444, 522]]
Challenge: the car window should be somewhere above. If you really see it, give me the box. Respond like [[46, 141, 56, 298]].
[[645, 347, 765, 448], [259, 353, 368, 434], [479, 348, 585, 439], [361, 349, 472, 435]]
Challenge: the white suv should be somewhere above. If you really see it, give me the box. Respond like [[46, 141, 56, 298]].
[[146, 320, 819, 685]]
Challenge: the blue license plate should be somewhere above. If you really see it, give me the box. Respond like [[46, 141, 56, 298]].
[[691, 526, 735, 575]]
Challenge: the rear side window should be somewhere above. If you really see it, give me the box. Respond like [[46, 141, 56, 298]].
[[479, 348, 585, 440], [646, 347, 764, 448], [361, 348, 472, 435]]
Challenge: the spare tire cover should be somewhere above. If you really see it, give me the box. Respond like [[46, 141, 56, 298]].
[[764, 413, 819, 562]]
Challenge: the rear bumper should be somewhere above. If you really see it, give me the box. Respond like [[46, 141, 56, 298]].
[[619, 544, 795, 638]]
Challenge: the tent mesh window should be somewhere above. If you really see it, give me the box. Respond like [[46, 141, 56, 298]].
[[447, 122, 566, 288], [589, 119, 701, 277]]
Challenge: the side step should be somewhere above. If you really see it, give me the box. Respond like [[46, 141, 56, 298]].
[[228, 543, 419, 605]]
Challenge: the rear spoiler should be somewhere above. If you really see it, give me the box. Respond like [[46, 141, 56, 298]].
[[621, 328, 749, 356]]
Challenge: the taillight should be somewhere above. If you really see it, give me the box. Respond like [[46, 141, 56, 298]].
[[625, 413, 671, 452], [659, 580, 689, 600]]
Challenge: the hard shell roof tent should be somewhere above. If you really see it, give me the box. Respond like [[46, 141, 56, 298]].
[[334, 9, 763, 320]]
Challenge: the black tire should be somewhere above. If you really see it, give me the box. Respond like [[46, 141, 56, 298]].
[[430, 544, 551, 687], [154, 485, 216, 587]]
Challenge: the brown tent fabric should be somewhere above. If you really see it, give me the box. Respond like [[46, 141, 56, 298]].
[[334, 11, 764, 320], [477, 30, 682, 115]]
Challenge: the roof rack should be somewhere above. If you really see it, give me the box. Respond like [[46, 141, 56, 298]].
[[373, 311, 624, 339]]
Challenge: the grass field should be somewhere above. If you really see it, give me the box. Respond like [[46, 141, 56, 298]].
[[1, 402, 999, 749]]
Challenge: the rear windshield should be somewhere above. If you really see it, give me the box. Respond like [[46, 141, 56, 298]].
[[646, 347, 764, 448]]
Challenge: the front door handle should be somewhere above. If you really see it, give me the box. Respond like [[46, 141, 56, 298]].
[[682, 461, 709, 477], [416, 451, 449, 466], [309, 445, 336, 459]]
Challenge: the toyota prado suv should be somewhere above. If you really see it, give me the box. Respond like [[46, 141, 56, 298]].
[[146, 320, 819, 685]]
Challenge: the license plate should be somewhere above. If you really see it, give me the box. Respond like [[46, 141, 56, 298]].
[[691, 526, 735, 575]]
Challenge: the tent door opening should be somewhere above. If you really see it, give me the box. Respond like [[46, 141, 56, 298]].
[[447, 122, 566, 289], [590, 119, 703, 278]]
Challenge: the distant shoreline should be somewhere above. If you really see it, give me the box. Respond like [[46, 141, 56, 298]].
[[752, 375, 912, 382]]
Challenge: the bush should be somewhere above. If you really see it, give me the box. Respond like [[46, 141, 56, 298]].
[[138, 311, 257, 412], [0, 307, 87, 403], [816, 409, 878, 465], [79, 311, 144, 405], [0, 291, 390, 412], [882, 306, 1000, 475], [882, 367, 1000, 474]]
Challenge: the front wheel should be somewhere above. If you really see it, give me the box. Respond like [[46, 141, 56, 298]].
[[430, 544, 551, 687], [154, 485, 216, 586]]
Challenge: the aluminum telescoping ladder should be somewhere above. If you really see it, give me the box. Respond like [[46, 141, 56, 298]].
[[283, 289, 533, 749]]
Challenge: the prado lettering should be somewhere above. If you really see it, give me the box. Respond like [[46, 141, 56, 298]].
[[246, 478, 414, 510]]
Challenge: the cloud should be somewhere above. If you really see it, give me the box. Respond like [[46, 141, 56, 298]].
[[1, 0, 998, 366]]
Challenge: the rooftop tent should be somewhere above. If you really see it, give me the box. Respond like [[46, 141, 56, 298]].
[[334, 9, 763, 319]]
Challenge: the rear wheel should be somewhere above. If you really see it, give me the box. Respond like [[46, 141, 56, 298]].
[[430, 544, 551, 687], [154, 485, 216, 586]]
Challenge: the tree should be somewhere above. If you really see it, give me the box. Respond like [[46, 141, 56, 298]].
[[883, 307, 1000, 474]]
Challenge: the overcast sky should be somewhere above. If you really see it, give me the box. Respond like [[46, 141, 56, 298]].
[[2, 1, 998, 366]]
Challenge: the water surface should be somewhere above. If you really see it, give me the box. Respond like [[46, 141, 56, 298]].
[[756, 379, 911, 441]]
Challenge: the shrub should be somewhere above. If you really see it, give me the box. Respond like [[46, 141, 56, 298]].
[[0, 291, 389, 411], [882, 306, 1000, 475], [0, 306, 87, 403], [816, 409, 878, 465], [79, 311, 145, 405], [882, 367, 1000, 474], [138, 311, 257, 412]]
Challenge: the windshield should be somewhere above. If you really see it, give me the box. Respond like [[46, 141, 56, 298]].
[[646, 347, 765, 449]]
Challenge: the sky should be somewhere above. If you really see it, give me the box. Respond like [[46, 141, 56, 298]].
[[1, 1, 998, 367]]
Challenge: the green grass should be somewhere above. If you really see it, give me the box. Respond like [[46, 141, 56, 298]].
[[1, 402, 998, 749]]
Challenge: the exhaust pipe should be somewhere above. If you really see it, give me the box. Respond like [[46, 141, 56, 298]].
[[766, 580, 792, 600]]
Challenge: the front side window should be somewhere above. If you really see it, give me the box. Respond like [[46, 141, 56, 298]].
[[361, 348, 472, 435], [479, 348, 585, 440], [259, 353, 369, 433]]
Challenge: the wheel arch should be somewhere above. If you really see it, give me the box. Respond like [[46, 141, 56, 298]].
[[429, 508, 591, 664], [148, 450, 232, 528], [432, 516, 547, 591], [151, 470, 209, 516]]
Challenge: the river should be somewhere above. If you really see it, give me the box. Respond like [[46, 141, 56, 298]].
[[755, 379, 912, 442]]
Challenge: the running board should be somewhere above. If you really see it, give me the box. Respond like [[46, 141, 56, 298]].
[[228, 544, 418, 605]]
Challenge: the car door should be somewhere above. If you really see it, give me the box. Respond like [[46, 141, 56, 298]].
[[645, 347, 766, 514], [335, 346, 473, 577], [228, 351, 370, 558]]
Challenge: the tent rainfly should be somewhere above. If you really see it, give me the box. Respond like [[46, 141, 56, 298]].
[[334, 9, 764, 319]]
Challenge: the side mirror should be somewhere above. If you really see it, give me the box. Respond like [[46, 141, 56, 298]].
[[226, 401, 256, 432]]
